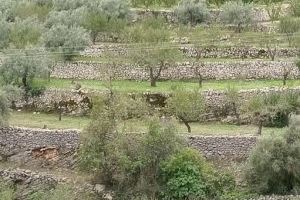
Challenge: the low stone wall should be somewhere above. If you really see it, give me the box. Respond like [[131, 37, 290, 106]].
[[0, 127, 258, 162], [0, 127, 79, 168], [52, 60, 298, 81], [81, 44, 299, 59], [189, 136, 257, 160]]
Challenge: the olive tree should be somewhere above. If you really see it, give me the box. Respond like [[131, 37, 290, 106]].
[[166, 89, 206, 133], [43, 24, 90, 60], [82, 0, 130, 43], [45, 8, 86, 28], [242, 92, 299, 135], [225, 87, 241, 125], [0, 90, 10, 127], [220, 0, 254, 33], [175, 0, 210, 25], [134, 46, 181, 87], [128, 17, 179, 87], [9, 17, 42, 49], [0, 51, 50, 91]]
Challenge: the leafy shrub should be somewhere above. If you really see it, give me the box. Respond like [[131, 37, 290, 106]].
[[220, 0, 254, 32], [245, 120, 300, 194], [160, 148, 236, 200], [175, 0, 210, 25], [79, 89, 183, 198]]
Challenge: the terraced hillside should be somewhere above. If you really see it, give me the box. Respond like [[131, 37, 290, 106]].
[[0, 0, 300, 199]]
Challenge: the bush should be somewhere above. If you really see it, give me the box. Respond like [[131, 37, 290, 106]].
[[220, 0, 254, 32], [160, 148, 236, 200], [175, 0, 210, 25], [245, 120, 300, 194]]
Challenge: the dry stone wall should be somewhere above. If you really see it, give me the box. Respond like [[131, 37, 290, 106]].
[[17, 89, 93, 116], [0, 127, 79, 168], [189, 136, 257, 160], [0, 127, 257, 162], [52, 60, 298, 81], [80, 44, 299, 59], [16, 87, 300, 117]]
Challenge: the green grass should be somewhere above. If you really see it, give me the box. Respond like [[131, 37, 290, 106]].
[[10, 111, 90, 130], [10, 111, 284, 136], [35, 78, 300, 93]]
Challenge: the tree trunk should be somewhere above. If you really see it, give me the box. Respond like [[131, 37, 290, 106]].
[[198, 74, 203, 88], [283, 72, 288, 86], [149, 65, 163, 87], [58, 107, 62, 121], [257, 120, 263, 135], [180, 116, 191, 133], [92, 32, 97, 44]]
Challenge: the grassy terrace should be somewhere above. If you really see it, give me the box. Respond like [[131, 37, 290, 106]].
[[36, 78, 300, 93], [10, 111, 284, 136]]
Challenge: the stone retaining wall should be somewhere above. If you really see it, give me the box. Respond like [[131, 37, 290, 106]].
[[189, 136, 257, 160], [80, 44, 299, 59], [16, 87, 300, 117], [52, 60, 298, 81], [0, 127, 79, 168], [0, 127, 257, 162]]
